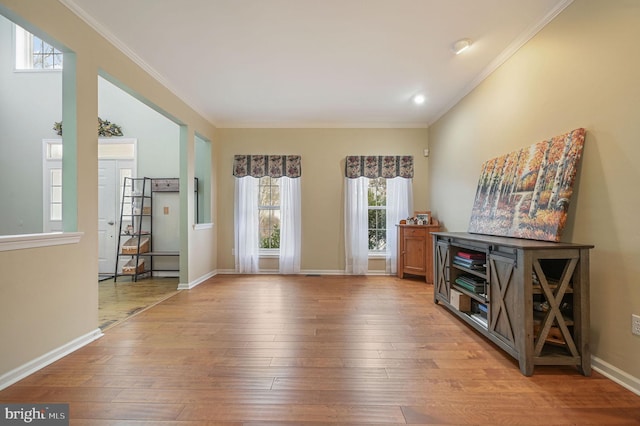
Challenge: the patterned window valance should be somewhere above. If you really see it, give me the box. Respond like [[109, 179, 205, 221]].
[[345, 155, 413, 179], [233, 155, 301, 178]]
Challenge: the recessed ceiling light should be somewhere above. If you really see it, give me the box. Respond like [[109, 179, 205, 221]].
[[452, 38, 472, 55], [413, 94, 426, 105]]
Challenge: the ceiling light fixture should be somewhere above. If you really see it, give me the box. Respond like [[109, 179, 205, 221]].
[[452, 38, 472, 55], [413, 94, 426, 105]]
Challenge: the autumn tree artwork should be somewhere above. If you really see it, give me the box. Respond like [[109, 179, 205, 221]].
[[468, 128, 585, 242]]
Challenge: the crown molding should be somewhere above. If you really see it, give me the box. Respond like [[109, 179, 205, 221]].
[[59, 0, 211, 123], [215, 121, 429, 129]]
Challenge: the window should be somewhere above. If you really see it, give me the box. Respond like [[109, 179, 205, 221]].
[[15, 24, 63, 70], [233, 155, 301, 273], [44, 141, 63, 228], [258, 176, 280, 249], [194, 135, 212, 224], [0, 15, 80, 250], [368, 177, 387, 252]]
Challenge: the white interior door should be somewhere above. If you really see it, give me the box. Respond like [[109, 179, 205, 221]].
[[98, 160, 117, 275], [98, 159, 135, 275]]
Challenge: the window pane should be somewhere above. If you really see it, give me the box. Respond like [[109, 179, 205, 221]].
[[15, 25, 63, 70], [47, 143, 63, 159], [51, 169, 62, 185], [271, 184, 280, 207], [258, 176, 280, 249], [51, 186, 62, 203], [367, 178, 387, 251], [33, 36, 44, 53], [98, 143, 135, 158], [51, 204, 62, 221], [194, 136, 212, 223]]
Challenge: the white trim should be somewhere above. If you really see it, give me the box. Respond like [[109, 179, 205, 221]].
[[177, 270, 217, 290], [217, 121, 429, 129], [59, 0, 210, 122], [259, 249, 280, 259], [193, 223, 214, 231], [216, 268, 392, 276], [301, 269, 349, 276], [592, 356, 640, 396], [368, 252, 387, 259], [428, 0, 574, 126], [0, 232, 83, 252], [0, 328, 102, 391]]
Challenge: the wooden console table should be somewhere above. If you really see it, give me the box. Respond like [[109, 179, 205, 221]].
[[433, 231, 593, 376]]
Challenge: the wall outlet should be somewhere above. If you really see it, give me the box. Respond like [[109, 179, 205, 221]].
[[632, 314, 640, 336]]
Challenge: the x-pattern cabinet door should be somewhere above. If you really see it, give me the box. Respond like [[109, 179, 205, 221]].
[[434, 241, 450, 303], [488, 253, 520, 351]]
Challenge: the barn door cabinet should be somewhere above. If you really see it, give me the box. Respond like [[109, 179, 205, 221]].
[[433, 231, 593, 376]]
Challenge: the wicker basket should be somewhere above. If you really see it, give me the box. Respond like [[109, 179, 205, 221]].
[[122, 258, 145, 275], [122, 236, 150, 254]]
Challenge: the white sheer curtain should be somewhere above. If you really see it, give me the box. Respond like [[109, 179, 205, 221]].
[[279, 176, 301, 274], [386, 177, 413, 274], [344, 177, 369, 275], [234, 176, 259, 273]]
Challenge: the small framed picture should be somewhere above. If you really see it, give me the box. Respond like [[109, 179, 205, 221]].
[[415, 211, 431, 225]]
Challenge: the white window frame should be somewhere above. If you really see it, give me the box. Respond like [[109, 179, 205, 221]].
[[194, 135, 213, 226], [14, 24, 63, 71], [368, 177, 387, 256], [258, 176, 280, 256]]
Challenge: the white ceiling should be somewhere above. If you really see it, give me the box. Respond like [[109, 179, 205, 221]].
[[62, 0, 571, 128]]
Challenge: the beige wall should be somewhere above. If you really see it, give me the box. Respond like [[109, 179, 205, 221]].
[[0, 0, 216, 377], [217, 128, 429, 272], [429, 0, 640, 381]]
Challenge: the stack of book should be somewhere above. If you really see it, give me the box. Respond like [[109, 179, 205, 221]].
[[470, 301, 489, 327], [454, 275, 486, 295], [453, 251, 486, 270]]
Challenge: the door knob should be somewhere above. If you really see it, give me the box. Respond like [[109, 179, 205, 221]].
[[107, 221, 115, 225]]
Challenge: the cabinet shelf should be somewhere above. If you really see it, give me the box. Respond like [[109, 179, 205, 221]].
[[434, 231, 593, 376], [451, 284, 488, 304], [451, 264, 487, 279]]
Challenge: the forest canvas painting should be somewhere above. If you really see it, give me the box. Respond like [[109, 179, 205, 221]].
[[468, 128, 585, 242]]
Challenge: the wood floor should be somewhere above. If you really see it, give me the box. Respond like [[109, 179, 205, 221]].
[[98, 277, 180, 330], [2, 275, 639, 425]]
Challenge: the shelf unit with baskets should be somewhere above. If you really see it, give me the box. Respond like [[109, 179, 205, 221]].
[[114, 177, 179, 282]]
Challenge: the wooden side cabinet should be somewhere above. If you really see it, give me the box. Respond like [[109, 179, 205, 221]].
[[397, 224, 440, 283], [433, 231, 593, 376]]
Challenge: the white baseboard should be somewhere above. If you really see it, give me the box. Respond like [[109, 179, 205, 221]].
[[177, 270, 217, 290], [0, 328, 103, 391], [302, 269, 348, 275], [216, 269, 391, 276], [592, 356, 640, 396]]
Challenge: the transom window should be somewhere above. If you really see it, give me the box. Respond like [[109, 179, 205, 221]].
[[15, 24, 63, 70], [258, 176, 280, 249], [368, 177, 387, 251]]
